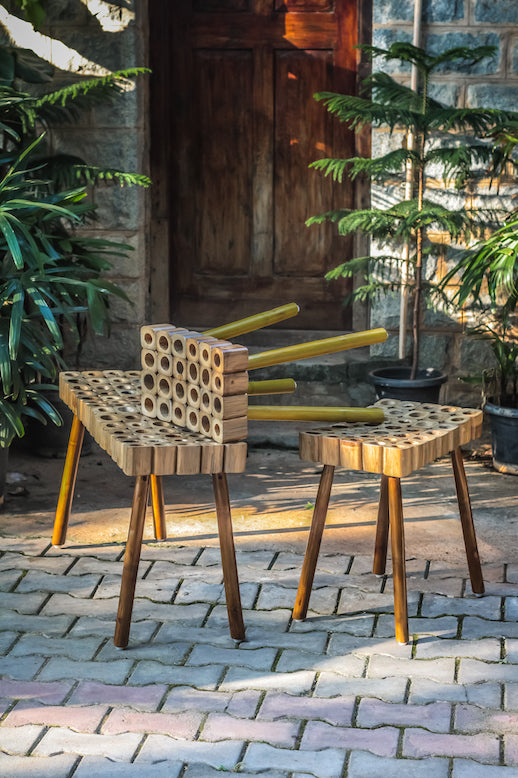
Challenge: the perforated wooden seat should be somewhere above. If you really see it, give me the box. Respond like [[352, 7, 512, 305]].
[[295, 399, 485, 644], [52, 371, 247, 648]]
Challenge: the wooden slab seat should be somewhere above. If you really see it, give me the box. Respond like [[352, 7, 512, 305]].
[[296, 399, 485, 644], [52, 370, 247, 648]]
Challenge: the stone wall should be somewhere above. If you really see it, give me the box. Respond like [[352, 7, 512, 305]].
[[371, 0, 518, 404], [1, 0, 149, 370]]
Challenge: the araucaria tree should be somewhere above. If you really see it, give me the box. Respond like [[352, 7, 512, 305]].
[[308, 42, 518, 378]]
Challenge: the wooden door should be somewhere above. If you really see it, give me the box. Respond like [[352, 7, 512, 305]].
[[150, 0, 368, 330]]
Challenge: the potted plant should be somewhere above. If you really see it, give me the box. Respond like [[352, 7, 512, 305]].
[[443, 214, 518, 473], [307, 42, 518, 401]]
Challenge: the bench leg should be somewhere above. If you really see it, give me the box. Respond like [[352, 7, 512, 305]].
[[212, 473, 245, 641], [451, 447, 485, 595], [150, 475, 167, 541], [114, 475, 150, 648], [52, 415, 85, 547], [388, 476, 409, 645], [373, 474, 390, 576], [293, 464, 335, 621]]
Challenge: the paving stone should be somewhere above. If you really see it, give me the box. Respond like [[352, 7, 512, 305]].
[[136, 735, 244, 769], [348, 751, 449, 778], [375, 615, 459, 638], [130, 601, 210, 625], [327, 634, 412, 658], [149, 561, 221, 583], [10, 635, 103, 662], [301, 720, 399, 756], [0, 631, 18, 654], [385, 576, 463, 598], [414, 637, 501, 660], [201, 711, 299, 746], [38, 657, 133, 684], [455, 703, 518, 734], [421, 594, 502, 619], [338, 589, 420, 615], [357, 698, 451, 732], [97, 639, 191, 665], [505, 733, 518, 767], [2, 539, 50, 555], [403, 728, 500, 762], [452, 760, 518, 777], [0, 753, 78, 778], [314, 674, 408, 702], [272, 551, 349, 575], [256, 583, 338, 613], [0, 654, 45, 681], [0, 610, 74, 637], [161, 686, 231, 714], [241, 742, 346, 777], [505, 639, 518, 663], [0, 553, 74, 574], [410, 678, 502, 707], [154, 623, 237, 648], [290, 612, 375, 636], [458, 659, 518, 684], [140, 545, 202, 565], [348, 555, 378, 575], [68, 680, 167, 710], [48, 545, 123, 560], [101, 707, 201, 738], [74, 756, 182, 777], [368, 655, 456, 683], [0, 591, 49, 614], [206, 604, 292, 631], [462, 617, 518, 639], [33, 728, 142, 759], [258, 691, 355, 725], [184, 766, 286, 778], [0, 724, 45, 754], [41, 594, 118, 619], [70, 617, 158, 643], [187, 644, 277, 671], [0, 568, 24, 590], [244, 627, 328, 653], [94, 576, 179, 601], [4, 701, 108, 732], [275, 648, 365, 676], [219, 667, 315, 695], [16, 571, 101, 597], [0, 678, 73, 705], [68, 558, 128, 576], [129, 661, 223, 689], [468, 582, 518, 598], [215, 690, 258, 719]]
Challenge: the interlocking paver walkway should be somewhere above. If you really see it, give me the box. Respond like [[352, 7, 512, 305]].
[[2, 540, 518, 776]]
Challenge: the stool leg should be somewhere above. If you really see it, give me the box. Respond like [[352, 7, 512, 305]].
[[114, 475, 150, 648], [451, 447, 485, 595], [52, 415, 85, 547], [388, 476, 409, 645], [212, 473, 245, 641], [293, 464, 335, 621], [150, 475, 167, 541], [373, 474, 390, 576]]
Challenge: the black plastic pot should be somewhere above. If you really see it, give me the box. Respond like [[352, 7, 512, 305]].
[[0, 445, 8, 510], [484, 399, 518, 475], [369, 366, 448, 403]]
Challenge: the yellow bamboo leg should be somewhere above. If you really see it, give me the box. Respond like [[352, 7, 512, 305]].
[[204, 303, 299, 339], [150, 475, 167, 541], [52, 415, 85, 547]]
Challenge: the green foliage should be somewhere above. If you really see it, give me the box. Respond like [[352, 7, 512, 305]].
[[308, 41, 518, 375]]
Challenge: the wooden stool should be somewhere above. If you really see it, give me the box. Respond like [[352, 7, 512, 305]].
[[52, 370, 247, 648], [295, 399, 485, 644]]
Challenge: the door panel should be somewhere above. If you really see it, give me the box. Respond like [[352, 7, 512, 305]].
[[155, 0, 364, 329]]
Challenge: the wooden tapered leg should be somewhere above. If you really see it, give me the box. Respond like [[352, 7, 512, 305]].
[[212, 473, 245, 641], [52, 415, 85, 547], [388, 476, 409, 644], [293, 465, 335, 621], [373, 474, 390, 576], [150, 475, 167, 541], [451, 447, 485, 595], [114, 475, 150, 648]]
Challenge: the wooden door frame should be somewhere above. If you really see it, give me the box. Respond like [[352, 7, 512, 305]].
[[147, 0, 372, 329]]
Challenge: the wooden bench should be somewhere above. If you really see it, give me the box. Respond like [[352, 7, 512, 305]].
[[52, 370, 247, 648], [295, 399, 485, 644]]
